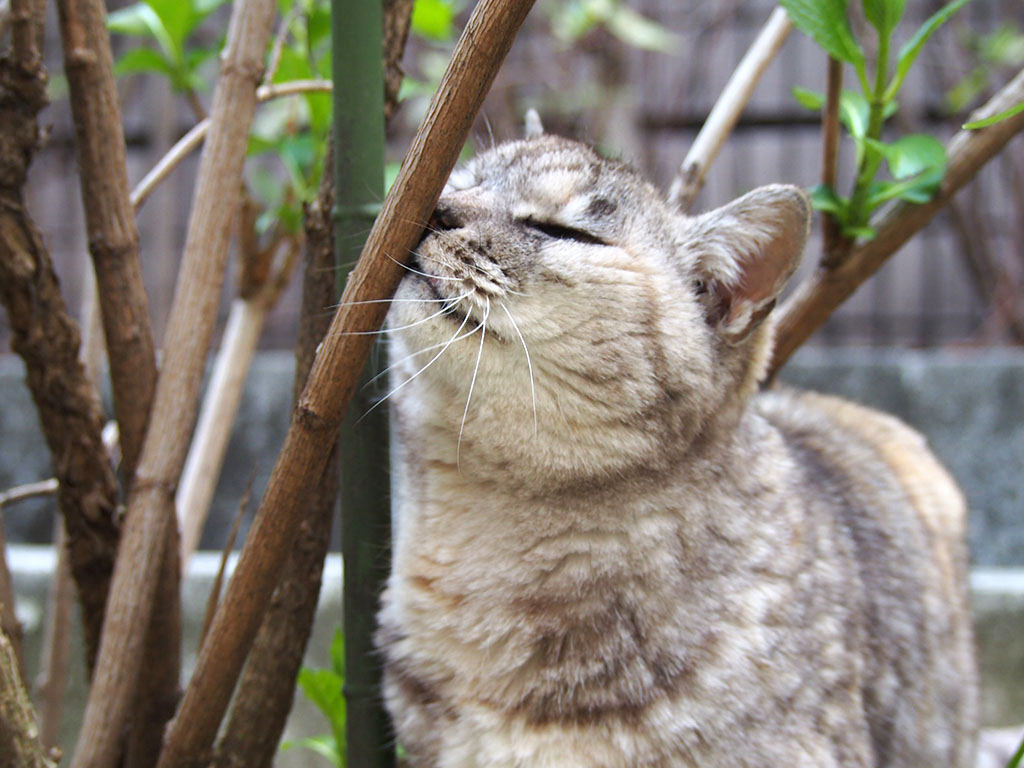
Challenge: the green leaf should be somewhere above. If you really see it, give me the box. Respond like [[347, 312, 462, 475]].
[[963, 100, 1024, 129], [861, 134, 945, 208], [247, 134, 280, 157], [779, 0, 865, 70], [107, 3, 157, 37], [272, 45, 315, 84], [945, 68, 988, 113], [842, 223, 877, 240], [108, 3, 178, 64], [411, 0, 456, 41], [862, 0, 905, 38], [549, 0, 598, 43], [808, 184, 848, 218], [979, 24, 1024, 68], [329, 628, 345, 677], [297, 667, 346, 735], [888, 0, 974, 99], [114, 46, 175, 78], [1004, 731, 1024, 768], [838, 89, 870, 138], [605, 5, 678, 53], [872, 134, 946, 180], [792, 86, 824, 111], [308, 4, 332, 54], [280, 734, 342, 766], [183, 45, 221, 85], [146, 0, 199, 54], [864, 171, 941, 209], [193, 0, 229, 15]]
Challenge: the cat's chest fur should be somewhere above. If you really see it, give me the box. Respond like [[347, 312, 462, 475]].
[[376, 134, 976, 767]]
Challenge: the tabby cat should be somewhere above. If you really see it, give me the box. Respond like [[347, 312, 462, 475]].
[[376, 127, 977, 767]]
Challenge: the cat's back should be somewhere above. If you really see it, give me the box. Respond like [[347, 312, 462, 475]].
[[754, 387, 977, 766]]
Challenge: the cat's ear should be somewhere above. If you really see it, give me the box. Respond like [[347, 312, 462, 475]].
[[685, 184, 810, 344], [524, 109, 544, 139]]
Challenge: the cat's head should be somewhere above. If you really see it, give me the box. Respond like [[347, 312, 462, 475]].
[[387, 133, 809, 488]]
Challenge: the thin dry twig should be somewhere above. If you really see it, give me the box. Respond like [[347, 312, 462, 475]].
[[199, 476, 250, 651], [770, 66, 1024, 374], [33, 521, 73, 753], [176, 234, 299, 565], [668, 7, 792, 211], [155, 3, 536, 765], [131, 80, 332, 210], [70, 0, 278, 764], [0, 479, 58, 508]]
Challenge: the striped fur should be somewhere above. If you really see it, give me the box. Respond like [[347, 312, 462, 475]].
[[377, 136, 977, 767]]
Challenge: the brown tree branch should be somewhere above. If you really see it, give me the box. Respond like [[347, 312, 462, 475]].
[[55, 0, 157, 482], [770, 66, 1024, 374], [210, 137, 342, 768], [69, 0, 278, 765], [0, 631, 58, 768], [55, 1, 173, 762], [820, 56, 845, 262], [0, 33, 120, 674], [383, 0, 414, 122], [204, 8, 411, 751], [0, 521, 24, 685], [668, 7, 792, 211], [155, 3, 536, 766], [9, 0, 43, 71]]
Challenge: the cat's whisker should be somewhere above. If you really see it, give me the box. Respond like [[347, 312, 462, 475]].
[[363, 314, 482, 390], [336, 292, 474, 336], [356, 310, 477, 424], [500, 301, 537, 439], [482, 112, 496, 152], [457, 297, 490, 469], [386, 253, 465, 283], [331, 295, 463, 310]]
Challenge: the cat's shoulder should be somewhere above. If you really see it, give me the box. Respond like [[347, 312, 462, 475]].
[[753, 385, 967, 537]]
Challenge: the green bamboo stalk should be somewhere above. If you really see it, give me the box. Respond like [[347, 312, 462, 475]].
[[331, 1, 392, 765]]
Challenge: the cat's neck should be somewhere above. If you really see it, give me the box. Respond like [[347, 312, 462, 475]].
[[391, 402, 783, 567]]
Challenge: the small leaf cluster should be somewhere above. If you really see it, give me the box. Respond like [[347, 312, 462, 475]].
[[545, 0, 679, 53], [109, 0, 332, 235], [782, 0, 973, 241], [247, 0, 333, 234], [946, 23, 1024, 114], [107, 0, 228, 94], [282, 628, 347, 766]]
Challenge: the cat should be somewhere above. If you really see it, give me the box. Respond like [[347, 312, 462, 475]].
[[376, 127, 978, 767]]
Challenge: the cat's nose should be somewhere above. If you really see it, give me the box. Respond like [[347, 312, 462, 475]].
[[428, 202, 463, 232]]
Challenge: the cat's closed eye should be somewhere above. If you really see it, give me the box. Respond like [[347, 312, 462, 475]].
[[520, 217, 607, 246]]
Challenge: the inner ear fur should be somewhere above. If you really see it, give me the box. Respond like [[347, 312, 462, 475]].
[[685, 184, 810, 344]]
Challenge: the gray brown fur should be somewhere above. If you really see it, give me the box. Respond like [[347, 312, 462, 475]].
[[377, 135, 977, 767]]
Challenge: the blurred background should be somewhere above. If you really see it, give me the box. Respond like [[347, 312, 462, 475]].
[[7, 0, 1023, 353], [2, 1, 1024, 757]]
